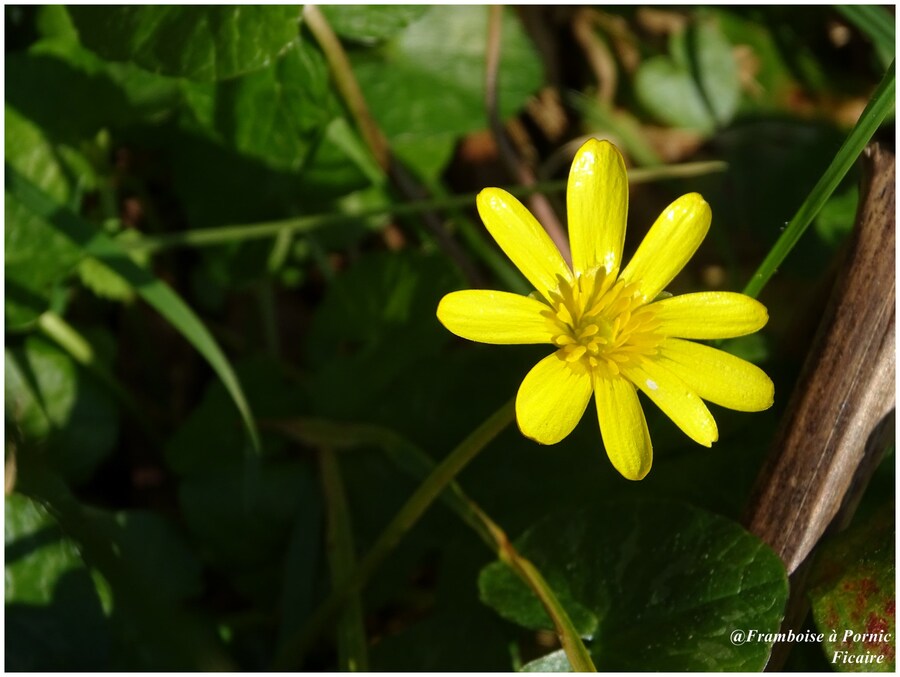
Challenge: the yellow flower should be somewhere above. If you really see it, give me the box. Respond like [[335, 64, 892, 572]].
[[436, 139, 774, 480]]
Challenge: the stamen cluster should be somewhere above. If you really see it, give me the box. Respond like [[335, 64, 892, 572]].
[[544, 268, 661, 376]]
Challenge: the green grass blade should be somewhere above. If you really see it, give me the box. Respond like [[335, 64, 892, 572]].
[[6, 166, 261, 454], [320, 448, 369, 672], [743, 60, 895, 298]]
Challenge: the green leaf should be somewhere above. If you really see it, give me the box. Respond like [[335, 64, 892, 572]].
[[7, 38, 184, 144], [35, 5, 79, 41], [392, 133, 459, 183], [13, 471, 235, 671], [5, 107, 85, 329], [179, 460, 318, 605], [6, 335, 119, 484], [479, 499, 788, 671], [693, 16, 741, 126], [208, 38, 339, 171], [110, 511, 204, 603], [6, 493, 110, 670], [521, 649, 572, 672], [5, 166, 261, 455], [814, 185, 859, 247], [635, 17, 740, 133], [68, 6, 302, 81], [321, 5, 428, 43], [713, 9, 799, 114], [165, 356, 306, 477], [635, 57, 713, 133], [305, 251, 462, 419], [370, 543, 517, 671], [809, 503, 895, 671], [351, 6, 543, 178]]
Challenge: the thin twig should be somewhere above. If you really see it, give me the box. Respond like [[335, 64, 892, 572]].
[[572, 8, 617, 104], [5, 443, 16, 495], [485, 5, 572, 264]]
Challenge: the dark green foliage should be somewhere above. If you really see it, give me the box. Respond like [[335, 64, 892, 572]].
[[479, 499, 788, 671], [4, 5, 893, 672]]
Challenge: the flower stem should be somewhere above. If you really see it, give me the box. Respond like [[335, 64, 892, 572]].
[[743, 60, 895, 298], [125, 162, 726, 254], [270, 412, 596, 671], [272, 398, 516, 670]]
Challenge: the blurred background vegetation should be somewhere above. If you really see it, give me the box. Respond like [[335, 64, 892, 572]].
[[5, 5, 894, 672]]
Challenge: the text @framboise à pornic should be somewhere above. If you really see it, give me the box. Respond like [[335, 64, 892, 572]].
[[730, 628, 893, 666]]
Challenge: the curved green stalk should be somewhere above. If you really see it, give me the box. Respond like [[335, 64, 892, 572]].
[[272, 398, 515, 670], [743, 61, 895, 298], [271, 413, 596, 671], [126, 162, 727, 255]]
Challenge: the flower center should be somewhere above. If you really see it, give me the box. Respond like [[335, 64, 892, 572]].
[[543, 267, 662, 376]]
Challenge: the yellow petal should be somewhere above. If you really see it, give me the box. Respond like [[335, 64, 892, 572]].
[[621, 359, 718, 446], [477, 188, 572, 299], [567, 139, 628, 276], [657, 338, 774, 412], [437, 290, 554, 345], [651, 292, 769, 339], [593, 374, 652, 480], [620, 193, 711, 302], [516, 352, 593, 444]]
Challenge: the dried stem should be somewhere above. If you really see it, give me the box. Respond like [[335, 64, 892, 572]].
[[485, 5, 572, 264], [744, 145, 896, 573], [572, 9, 617, 104]]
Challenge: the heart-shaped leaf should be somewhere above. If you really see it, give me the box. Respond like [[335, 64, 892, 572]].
[[479, 498, 788, 671], [635, 16, 739, 133]]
